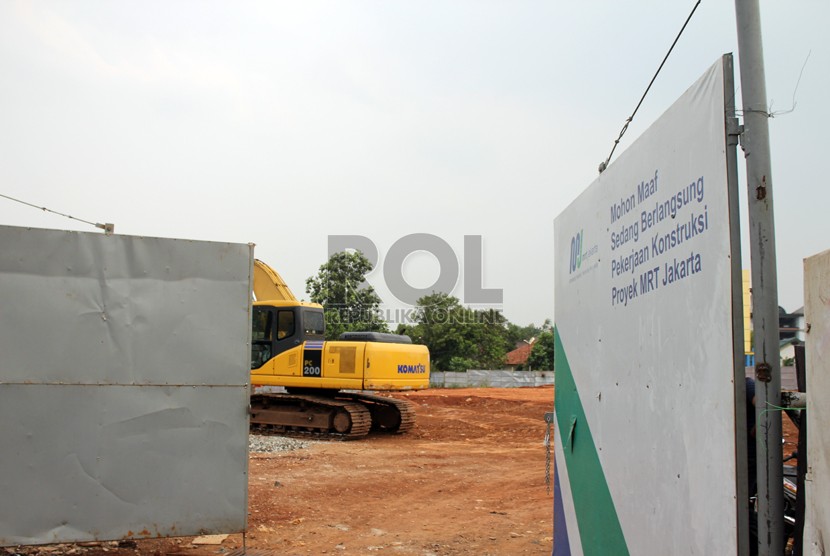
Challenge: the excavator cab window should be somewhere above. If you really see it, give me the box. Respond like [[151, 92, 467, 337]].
[[303, 309, 325, 338], [276, 310, 295, 340], [251, 308, 273, 369]]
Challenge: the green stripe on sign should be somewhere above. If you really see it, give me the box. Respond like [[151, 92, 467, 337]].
[[554, 327, 629, 555]]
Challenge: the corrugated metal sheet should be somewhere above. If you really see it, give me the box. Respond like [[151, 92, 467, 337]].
[[0, 225, 252, 547]]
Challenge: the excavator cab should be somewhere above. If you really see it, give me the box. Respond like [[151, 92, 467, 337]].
[[251, 303, 325, 370]]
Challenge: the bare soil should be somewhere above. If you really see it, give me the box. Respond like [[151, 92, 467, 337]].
[[9, 387, 555, 556], [8, 385, 798, 556]]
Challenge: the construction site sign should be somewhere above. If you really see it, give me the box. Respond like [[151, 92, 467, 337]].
[[553, 56, 743, 555]]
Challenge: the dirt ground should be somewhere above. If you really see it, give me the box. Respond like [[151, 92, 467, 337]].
[[6, 385, 800, 556], [8, 387, 555, 556]]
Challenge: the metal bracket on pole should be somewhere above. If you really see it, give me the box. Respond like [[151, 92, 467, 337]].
[[756, 362, 772, 383], [727, 118, 744, 147]]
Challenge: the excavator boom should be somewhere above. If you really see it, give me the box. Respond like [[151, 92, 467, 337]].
[[253, 259, 298, 302]]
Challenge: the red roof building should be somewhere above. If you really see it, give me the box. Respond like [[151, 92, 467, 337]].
[[505, 338, 535, 370]]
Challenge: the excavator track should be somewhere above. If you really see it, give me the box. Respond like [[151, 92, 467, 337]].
[[249, 392, 417, 439], [340, 393, 417, 434], [250, 393, 372, 440]]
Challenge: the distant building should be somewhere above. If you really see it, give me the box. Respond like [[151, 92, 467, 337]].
[[505, 338, 535, 371], [779, 306, 805, 342]]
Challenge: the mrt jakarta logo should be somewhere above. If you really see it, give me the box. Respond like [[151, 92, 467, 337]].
[[568, 230, 598, 276], [328, 234, 502, 306]]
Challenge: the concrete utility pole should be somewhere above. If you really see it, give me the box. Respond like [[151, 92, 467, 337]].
[[734, 1, 784, 555]]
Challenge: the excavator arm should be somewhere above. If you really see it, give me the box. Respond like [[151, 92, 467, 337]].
[[253, 259, 298, 302]]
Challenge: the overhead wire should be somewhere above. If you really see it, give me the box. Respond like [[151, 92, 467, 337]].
[[767, 50, 811, 118], [0, 192, 114, 232], [599, 0, 702, 174]]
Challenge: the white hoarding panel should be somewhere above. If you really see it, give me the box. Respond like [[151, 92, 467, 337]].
[[0, 225, 252, 547], [0, 227, 249, 385], [804, 249, 830, 555], [553, 57, 739, 555], [0, 385, 250, 544]]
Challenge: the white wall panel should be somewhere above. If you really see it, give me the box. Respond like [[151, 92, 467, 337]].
[[804, 249, 830, 555]]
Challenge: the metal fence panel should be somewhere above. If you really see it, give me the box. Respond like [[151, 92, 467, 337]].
[[805, 249, 830, 551], [430, 370, 555, 388], [0, 227, 250, 385], [0, 225, 252, 547]]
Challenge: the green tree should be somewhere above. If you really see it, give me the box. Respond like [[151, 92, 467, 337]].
[[407, 292, 508, 372], [527, 330, 555, 371], [305, 251, 388, 340], [469, 308, 510, 369], [505, 322, 543, 347]]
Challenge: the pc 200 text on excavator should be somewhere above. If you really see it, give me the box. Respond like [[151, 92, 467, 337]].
[[249, 259, 430, 439]]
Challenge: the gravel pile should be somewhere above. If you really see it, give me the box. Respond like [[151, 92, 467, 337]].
[[249, 434, 314, 453]]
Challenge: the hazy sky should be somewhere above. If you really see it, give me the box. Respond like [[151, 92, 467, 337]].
[[1, 1, 827, 326]]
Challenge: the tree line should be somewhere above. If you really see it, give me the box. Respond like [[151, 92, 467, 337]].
[[305, 251, 554, 372]]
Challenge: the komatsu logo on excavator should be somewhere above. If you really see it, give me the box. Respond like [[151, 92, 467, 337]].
[[397, 363, 427, 374]]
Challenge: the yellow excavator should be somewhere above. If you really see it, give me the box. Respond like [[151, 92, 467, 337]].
[[249, 259, 430, 439]]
